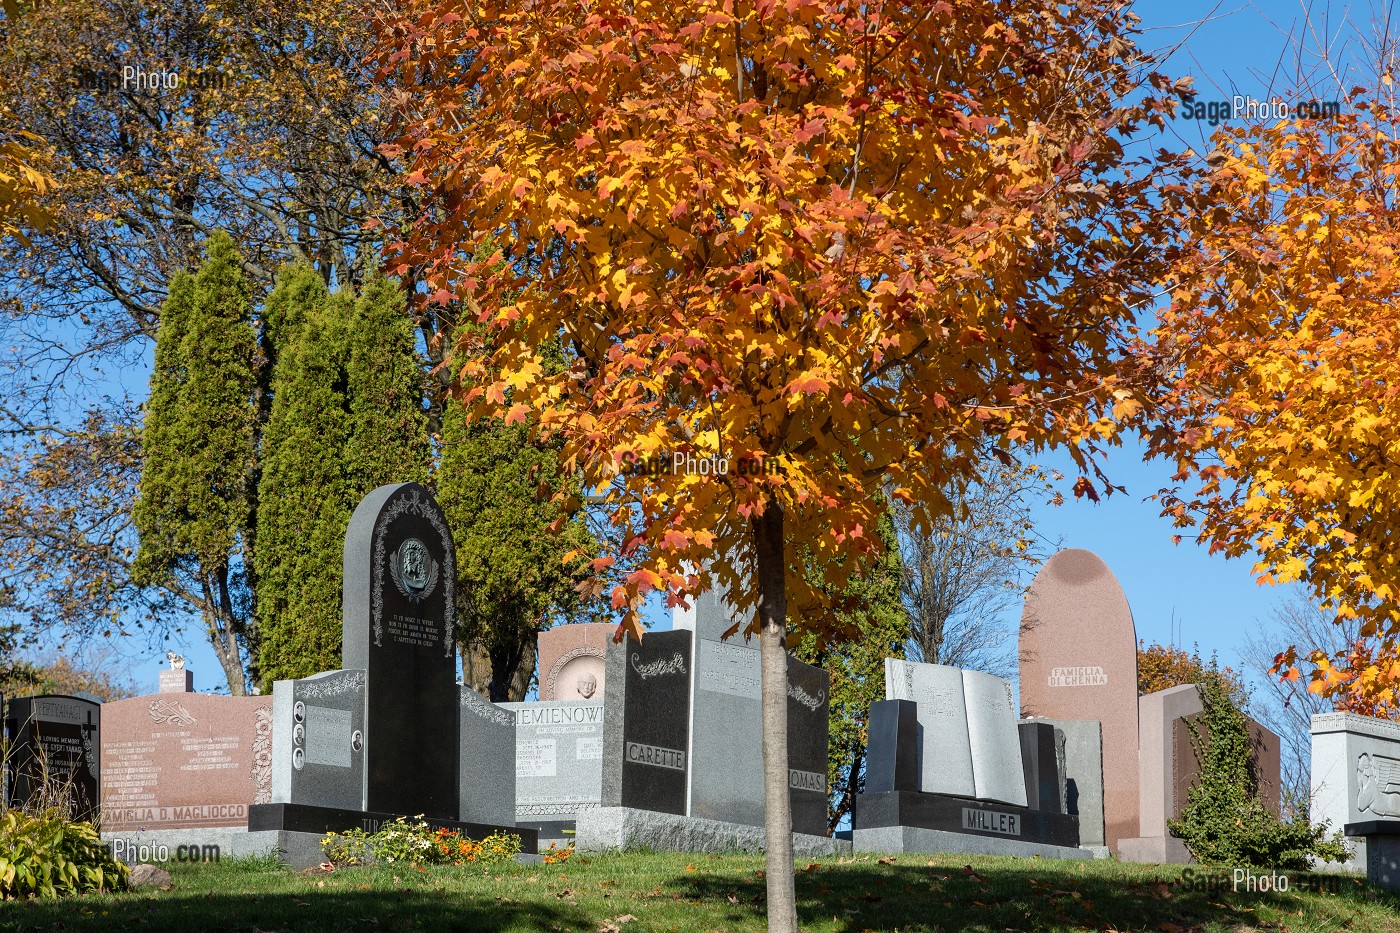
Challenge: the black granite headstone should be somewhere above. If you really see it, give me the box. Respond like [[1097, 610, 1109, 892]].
[[787, 656, 831, 835], [3, 695, 101, 821], [601, 630, 692, 816], [865, 699, 920, 793], [1019, 721, 1064, 813], [342, 482, 459, 819]]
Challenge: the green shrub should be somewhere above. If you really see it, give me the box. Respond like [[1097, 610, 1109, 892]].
[[1168, 680, 1351, 870], [0, 809, 131, 899], [321, 817, 522, 867]]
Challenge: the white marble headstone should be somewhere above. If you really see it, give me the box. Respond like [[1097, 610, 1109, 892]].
[[963, 669, 1029, 807]]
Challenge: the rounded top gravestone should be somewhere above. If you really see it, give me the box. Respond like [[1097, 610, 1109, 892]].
[[342, 482, 459, 818], [1019, 548, 1138, 852]]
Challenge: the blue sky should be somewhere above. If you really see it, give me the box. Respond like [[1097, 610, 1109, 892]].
[[93, 0, 1359, 697]]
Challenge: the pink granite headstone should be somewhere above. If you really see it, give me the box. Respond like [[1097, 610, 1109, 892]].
[[536, 623, 612, 701], [1019, 548, 1139, 852], [100, 685, 273, 832]]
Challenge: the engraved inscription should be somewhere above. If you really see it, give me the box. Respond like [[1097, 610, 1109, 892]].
[[303, 706, 353, 767]]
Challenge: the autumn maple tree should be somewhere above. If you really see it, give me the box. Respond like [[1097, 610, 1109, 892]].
[[1148, 89, 1400, 719], [378, 0, 1174, 925]]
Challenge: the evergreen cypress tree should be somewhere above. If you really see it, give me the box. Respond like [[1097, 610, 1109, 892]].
[[131, 232, 260, 694], [345, 272, 431, 492], [253, 269, 354, 685], [437, 358, 597, 701]]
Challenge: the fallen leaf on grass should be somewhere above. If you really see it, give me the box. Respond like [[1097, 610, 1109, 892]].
[[877, 857, 896, 865], [556, 888, 575, 899]]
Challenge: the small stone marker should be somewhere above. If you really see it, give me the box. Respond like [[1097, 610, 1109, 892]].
[[2, 695, 101, 821], [1024, 717, 1106, 847], [601, 629, 693, 816], [536, 623, 611, 701], [342, 482, 459, 818], [101, 680, 273, 832], [1019, 722, 1066, 813], [1019, 548, 1139, 851]]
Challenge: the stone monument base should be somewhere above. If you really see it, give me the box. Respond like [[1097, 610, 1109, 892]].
[[1118, 835, 1193, 865], [101, 827, 283, 864], [1345, 821, 1400, 891], [575, 807, 851, 857], [854, 790, 1081, 848], [248, 803, 538, 857], [854, 826, 1107, 860]]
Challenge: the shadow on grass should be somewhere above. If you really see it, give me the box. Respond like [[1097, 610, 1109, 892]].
[[0, 886, 588, 933], [668, 860, 1400, 932]]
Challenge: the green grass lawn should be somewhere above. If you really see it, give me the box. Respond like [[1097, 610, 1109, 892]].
[[1, 850, 1396, 933]]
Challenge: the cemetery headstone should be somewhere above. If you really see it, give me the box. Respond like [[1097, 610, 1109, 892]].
[[2, 695, 100, 822], [1019, 548, 1139, 851], [885, 659, 1027, 807], [857, 664, 1088, 858], [102, 674, 273, 832], [459, 688, 518, 826], [601, 629, 693, 817], [269, 669, 367, 812], [674, 578, 830, 835], [1312, 712, 1400, 872], [1023, 717, 1106, 847], [1120, 683, 1281, 864], [249, 482, 533, 865], [536, 623, 611, 701], [501, 699, 602, 835], [342, 482, 459, 818]]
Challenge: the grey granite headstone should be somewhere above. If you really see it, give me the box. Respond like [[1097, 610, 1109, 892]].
[[342, 482, 459, 819], [271, 670, 366, 811], [1024, 717, 1104, 847], [2, 695, 101, 821], [884, 659, 975, 798], [675, 578, 831, 835], [963, 669, 1027, 806], [601, 630, 692, 816], [501, 700, 603, 830], [458, 688, 517, 825], [678, 585, 765, 827]]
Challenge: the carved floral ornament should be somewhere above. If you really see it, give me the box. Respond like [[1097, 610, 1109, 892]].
[[370, 488, 456, 655]]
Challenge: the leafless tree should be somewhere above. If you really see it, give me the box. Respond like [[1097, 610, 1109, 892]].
[[1241, 590, 1360, 815], [894, 464, 1060, 679]]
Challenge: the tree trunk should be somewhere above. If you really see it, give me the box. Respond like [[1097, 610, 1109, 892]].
[[830, 744, 863, 835], [755, 502, 797, 933], [209, 569, 247, 696], [460, 632, 538, 702]]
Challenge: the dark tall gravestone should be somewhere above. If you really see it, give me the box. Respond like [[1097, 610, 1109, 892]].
[[787, 657, 831, 835], [342, 482, 459, 818], [251, 482, 532, 861], [601, 630, 692, 816], [3, 695, 101, 822]]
